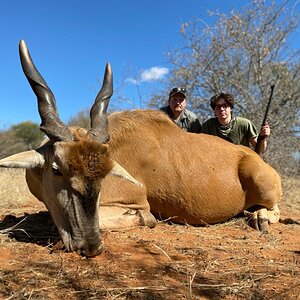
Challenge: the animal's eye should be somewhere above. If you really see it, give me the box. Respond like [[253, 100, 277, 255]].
[[52, 163, 62, 176], [53, 168, 62, 176]]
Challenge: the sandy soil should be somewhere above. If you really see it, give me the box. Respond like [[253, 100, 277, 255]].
[[0, 169, 299, 300]]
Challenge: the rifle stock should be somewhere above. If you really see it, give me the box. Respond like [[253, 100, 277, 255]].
[[255, 84, 275, 156]]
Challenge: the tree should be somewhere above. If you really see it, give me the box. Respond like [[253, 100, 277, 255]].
[[149, 0, 300, 175], [67, 109, 90, 129], [0, 121, 45, 159], [12, 121, 44, 150], [0, 128, 25, 159]]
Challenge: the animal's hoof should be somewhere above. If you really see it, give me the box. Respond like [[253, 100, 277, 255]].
[[138, 211, 157, 228], [247, 212, 259, 231], [259, 218, 269, 233], [252, 217, 259, 231]]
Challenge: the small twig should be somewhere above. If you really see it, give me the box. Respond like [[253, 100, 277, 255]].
[[251, 273, 280, 282], [156, 216, 178, 224], [153, 244, 173, 261], [10, 228, 31, 237], [0, 216, 28, 234], [5, 287, 27, 300], [186, 274, 280, 290], [189, 282, 245, 289], [271, 283, 300, 299], [187, 271, 197, 300], [70, 286, 170, 293]]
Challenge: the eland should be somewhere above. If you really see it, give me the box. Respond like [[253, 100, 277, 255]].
[[0, 41, 281, 256]]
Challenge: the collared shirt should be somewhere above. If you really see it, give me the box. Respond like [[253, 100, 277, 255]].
[[202, 116, 257, 147], [160, 106, 202, 133]]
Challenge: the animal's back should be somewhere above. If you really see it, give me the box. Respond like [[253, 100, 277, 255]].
[[104, 109, 282, 224]]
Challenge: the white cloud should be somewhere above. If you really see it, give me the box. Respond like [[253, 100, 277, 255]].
[[125, 77, 138, 85], [126, 66, 169, 85], [140, 67, 169, 82]]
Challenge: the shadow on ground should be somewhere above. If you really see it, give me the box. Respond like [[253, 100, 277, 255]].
[[0, 211, 60, 246]]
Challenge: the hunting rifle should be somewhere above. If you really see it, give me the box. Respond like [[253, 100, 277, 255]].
[[255, 84, 275, 156]]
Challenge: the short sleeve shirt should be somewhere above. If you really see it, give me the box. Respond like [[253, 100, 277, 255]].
[[160, 106, 202, 133], [201, 116, 258, 147]]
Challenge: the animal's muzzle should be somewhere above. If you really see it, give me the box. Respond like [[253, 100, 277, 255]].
[[79, 242, 105, 257]]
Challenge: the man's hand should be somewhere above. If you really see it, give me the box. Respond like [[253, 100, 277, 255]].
[[260, 122, 270, 138]]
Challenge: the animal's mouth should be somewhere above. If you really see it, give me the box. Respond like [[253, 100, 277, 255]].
[[56, 221, 103, 257], [62, 234, 104, 257], [77, 242, 105, 257], [50, 238, 104, 257]]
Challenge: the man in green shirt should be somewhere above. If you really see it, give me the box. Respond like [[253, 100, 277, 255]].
[[202, 93, 270, 152], [160, 87, 202, 133]]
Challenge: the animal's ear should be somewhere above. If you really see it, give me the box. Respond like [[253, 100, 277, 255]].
[[0, 150, 45, 169], [109, 161, 143, 188]]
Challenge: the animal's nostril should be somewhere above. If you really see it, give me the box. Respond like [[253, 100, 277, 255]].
[[81, 243, 104, 257]]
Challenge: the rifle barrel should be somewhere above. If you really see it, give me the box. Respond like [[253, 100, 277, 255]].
[[255, 84, 275, 156], [261, 84, 275, 126]]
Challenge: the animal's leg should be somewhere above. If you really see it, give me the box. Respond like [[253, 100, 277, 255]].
[[99, 206, 156, 230], [246, 204, 280, 233], [100, 175, 156, 229], [267, 204, 280, 223], [239, 154, 281, 232], [252, 208, 269, 232]]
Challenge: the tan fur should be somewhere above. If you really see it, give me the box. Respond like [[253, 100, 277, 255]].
[[63, 139, 112, 182], [0, 43, 281, 255], [98, 109, 281, 226], [0, 109, 282, 230], [51, 137, 114, 197]]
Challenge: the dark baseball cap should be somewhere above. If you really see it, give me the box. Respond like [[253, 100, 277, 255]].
[[169, 87, 186, 97]]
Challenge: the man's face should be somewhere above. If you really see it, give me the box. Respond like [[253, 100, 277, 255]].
[[214, 99, 232, 120], [169, 93, 187, 114]]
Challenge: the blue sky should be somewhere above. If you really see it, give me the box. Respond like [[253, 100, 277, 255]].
[[0, 0, 298, 127]]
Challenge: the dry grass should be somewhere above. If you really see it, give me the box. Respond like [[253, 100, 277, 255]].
[[281, 175, 300, 211]]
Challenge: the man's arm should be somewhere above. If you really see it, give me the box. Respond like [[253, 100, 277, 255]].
[[250, 123, 270, 152]]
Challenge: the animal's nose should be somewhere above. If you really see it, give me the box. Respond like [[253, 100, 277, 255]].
[[80, 242, 104, 257]]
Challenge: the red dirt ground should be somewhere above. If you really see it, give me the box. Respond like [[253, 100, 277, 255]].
[[0, 169, 299, 299]]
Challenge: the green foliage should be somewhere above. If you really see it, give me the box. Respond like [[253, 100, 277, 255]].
[[0, 121, 44, 158], [12, 121, 44, 150]]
